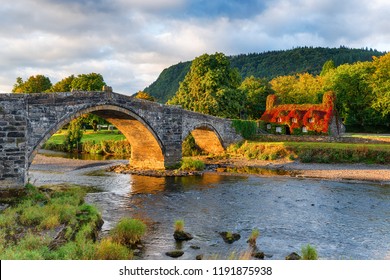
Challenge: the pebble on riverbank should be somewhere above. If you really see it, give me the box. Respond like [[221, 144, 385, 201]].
[[107, 164, 203, 177]]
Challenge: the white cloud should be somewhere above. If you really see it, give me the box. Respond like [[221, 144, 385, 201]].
[[0, 0, 389, 94]]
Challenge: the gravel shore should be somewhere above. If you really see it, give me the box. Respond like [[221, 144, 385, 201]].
[[31, 154, 390, 184]]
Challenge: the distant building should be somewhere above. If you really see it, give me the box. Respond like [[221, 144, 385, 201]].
[[259, 91, 345, 136]]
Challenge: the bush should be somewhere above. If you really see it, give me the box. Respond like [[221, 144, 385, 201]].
[[110, 218, 147, 246], [180, 158, 205, 171], [301, 244, 318, 260]]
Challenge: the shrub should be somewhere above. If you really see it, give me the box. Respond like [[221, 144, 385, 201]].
[[95, 238, 133, 260], [301, 244, 318, 260], [180, 158, 205, 171], [110, 218, 147, 246]]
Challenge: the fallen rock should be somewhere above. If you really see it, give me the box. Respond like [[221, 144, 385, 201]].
[[165, 250, 184, 258], [190, 245, 201, 250], [285, 252, 301, 260], [196, 254, 203, 260]]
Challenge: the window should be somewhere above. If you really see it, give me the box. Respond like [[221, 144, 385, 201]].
[[302, 126, 308, 133], [291, 117, 297, 123], [308, 118, 314, 123], [276, 117, 282, 123], [276, 127, 282, 133], [266, 124, 271, 130]]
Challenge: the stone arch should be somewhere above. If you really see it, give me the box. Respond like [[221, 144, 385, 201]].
[[184, 123, 225, 154], [29, 104, 165, 169]]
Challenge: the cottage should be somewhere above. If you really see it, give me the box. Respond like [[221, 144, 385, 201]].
[[260, 91, 345, 136]]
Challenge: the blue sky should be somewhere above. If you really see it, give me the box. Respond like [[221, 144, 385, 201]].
[[1, 0, 389, 95]]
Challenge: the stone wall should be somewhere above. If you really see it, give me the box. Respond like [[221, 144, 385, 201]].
[[0, 95, 27, 188]]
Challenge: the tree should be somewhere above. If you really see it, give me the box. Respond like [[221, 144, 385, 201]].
[[49, 75, 75, 92], [239, 76, 273, 119], [370, 53, 390, 117], [326, 62, 382, 128], [168, 52, 243, 118], [320, 60, 336, 76], [70, 73, 106, 91], [64, 119, 83, 152], [12, 75, 52, 93], [135, 91, 156, 101], [270, 73, 324, 104]]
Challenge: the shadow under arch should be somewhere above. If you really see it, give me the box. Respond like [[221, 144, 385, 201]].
[[29, 104, 165, 169], [184, 123, 225, 154]]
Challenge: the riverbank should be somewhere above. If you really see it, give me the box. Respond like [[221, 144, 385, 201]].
[[31, 153, 390, 184], [202, 157, 390, 184]]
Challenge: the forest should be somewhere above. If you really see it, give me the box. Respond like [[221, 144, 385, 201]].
[[144, 47, 385, 103]]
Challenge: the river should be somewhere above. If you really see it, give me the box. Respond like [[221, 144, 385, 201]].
[[29, 155, 390, 260]]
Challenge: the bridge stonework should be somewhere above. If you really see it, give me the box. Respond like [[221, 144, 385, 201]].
[[0, 91, 242, 188]]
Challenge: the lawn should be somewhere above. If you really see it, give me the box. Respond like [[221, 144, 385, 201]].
[[46, 130, 126, 145]]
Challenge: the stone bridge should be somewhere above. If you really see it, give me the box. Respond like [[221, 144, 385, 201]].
[[0, 91, 243, 188]]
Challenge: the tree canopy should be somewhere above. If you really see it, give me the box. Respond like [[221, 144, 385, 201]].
[[70, 73, 106, 91], [168, 53, 244, 118], [12, 75, 52, 93]]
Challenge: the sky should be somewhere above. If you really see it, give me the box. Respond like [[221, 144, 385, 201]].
[[1, 0, 389, 95]]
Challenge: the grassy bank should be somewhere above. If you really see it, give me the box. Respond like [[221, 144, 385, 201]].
[[43, 130, 131, 155], [0, 185, 144, 260], [228, 141, 390, 164]]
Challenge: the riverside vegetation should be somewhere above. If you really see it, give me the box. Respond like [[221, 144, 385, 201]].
[[0, 184, 146, 260]]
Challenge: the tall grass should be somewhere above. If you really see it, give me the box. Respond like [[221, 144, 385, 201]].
[[180, 158, 205, 171], [110, 218, 147, 246], [301, 244, 319, 260]]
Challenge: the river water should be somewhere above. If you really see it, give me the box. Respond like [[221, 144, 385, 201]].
[[29, 158, 390, 260]]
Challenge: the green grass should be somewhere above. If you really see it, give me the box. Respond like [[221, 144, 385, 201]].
[[110, 218, 147, 246], [174, 219, 185, 232], [228, 140, 390, 164], [301, 244, 319, 260], [45, 130, 126, 145], [180, 158, 206, 171]]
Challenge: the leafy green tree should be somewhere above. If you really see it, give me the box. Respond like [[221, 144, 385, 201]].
[[270, 73, 324, 104], [326, 61, 382, 128], [239, 76, 273, 119], [12, 75, 52, 93], [370, 53, 390, 116], [320, 60, 336, 76], [168, 52, 243, 118], [49, 75, 75, 92], [70, 73, 106, 91], [64, 119, 83, 152]]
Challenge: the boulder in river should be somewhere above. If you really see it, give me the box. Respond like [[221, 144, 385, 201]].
[[285, 252, 301, 260], [219, 231, 241, 244], [174, 230, 193, 241], [165, 250, 184, 258]]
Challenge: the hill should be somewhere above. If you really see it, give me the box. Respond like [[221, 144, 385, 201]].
[[144, 47, 385, 103]]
